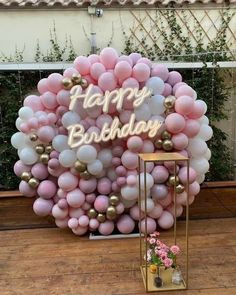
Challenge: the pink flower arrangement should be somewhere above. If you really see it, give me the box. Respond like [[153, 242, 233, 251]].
[[145, 231, 180, 269]]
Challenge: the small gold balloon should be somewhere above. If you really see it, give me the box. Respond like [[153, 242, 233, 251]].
[[45, 145, 53, 154], [109, 195, 120, 206], [168, 175, 180, 186], [21, 171, 32, 182], [40, 153, 50, 164], [74, 160, 87, 173], [161, 131, 172, 140], [80, 78, 88, 88], [97, 213, 106, 223], [164, 95, 176, 109], [175, 184, 185, 194], [62, 78, 73, 90], [28, 177, 39, 188], [80, 170, 91, 180], [35, 144, 45, 154], [106, 206, 117, 220], [29, 134, 38, 142], [154, 139, 163, 149], [162, 139, 173, 151], [71, 73, 82, 84], [88, 208, 98, 219]]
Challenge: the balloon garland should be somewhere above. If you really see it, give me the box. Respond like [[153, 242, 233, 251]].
[[11, 48, 213, 236]]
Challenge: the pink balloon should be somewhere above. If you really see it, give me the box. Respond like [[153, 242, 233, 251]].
[[175, 96, 194, 115], [117, 177, 126, 186], [188, 100, 206, 119], [33, 198, 53, 216], [98, 72, 117, 91], [167, 71, 182, 86], [68, 218, 79, 229], [148, 203, 163, 219], [112, 157, 121, 167], [96, 114, 113, 129], [172, 133, 189, 150], [157, 192, 172, 208], [37, 180, 57, 199], [41, 92, 58, 110], [151, 184, 169, 200], [97, 178, 112, 195], [117, 214, 135, 234], [58, 199, 68, 209], [189, 181, 200, 195], [151, 64, 169, 81], [167, 203, 183, 217], [114, 61, 132, 80], [151, 165, 169, 183], [127, 136, 143, 152], [63, 67, 79, 78], [94, 195, 109, 213], [130, 205, 144, 220], [116, 202, 125, 214], [72, 225, 88, 235], [86, 193, 96, 204], [37, 126, 55, 143], [122, 77, 139, 89], [165, 113, 186, 134], [37, 78, 49, 94], [56, 90, 70, 107], [89, 218, 99, 230], [127, 175, 137, 186], [129, 52, 142, 64], [182, 119, 200, 138], [178, 167, 197, 184], [67, 188, 85, 208], [121, 150, 138, 170], [28, 117, 39, 130], [137, 57, 152, 68], [132, 63, 150, 82], [88, 54, 100, 64], [118, 55, 133, 66], [140, 217, 156, 234], [78, 215, 89, 227], [47, 73, 63, 93], [162, 83, 172, 96], [158, 210, 174, 229], [24, 95, 44, 112], [100, 47, 119, 69], [90, 62, 106, 80], [74, 56, 91, 75], [58, 172, 79, 191], [175, 85, 195, 98], [14, 160, 32, 177], [79, 178, 97, 194], [69, 207, 84, 218], [48, 158, 60, 170], [173, 82, 187, 94], [98, 220, 114, 235], [31, 163, 49, 180], [142, 140, 155, 153], [19, 180, 36, 197]]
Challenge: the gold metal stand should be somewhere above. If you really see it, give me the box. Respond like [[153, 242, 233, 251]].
[[138, 153, 189, 293]]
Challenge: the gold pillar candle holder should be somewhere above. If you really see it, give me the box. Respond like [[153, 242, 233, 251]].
[[138, 152, 189, 292]]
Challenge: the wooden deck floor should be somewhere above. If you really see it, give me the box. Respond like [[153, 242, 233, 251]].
[[0, 218, 236, 295]]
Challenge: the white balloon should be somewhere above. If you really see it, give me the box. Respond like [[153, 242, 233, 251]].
[[121, 185, 139, 201], [19, 147, 38, 165], [15, 117, 24, 131], [197, 124, 213, 141], [138, 173, 154, 190], [120, 196, 137, 208], [196, 174, 205, 184], [59, 150, 77, 167], [52, 135, 70, 152], [87, 159, 103, 175], [198, 115, 209, 125], [148, 95, 165, 115], [11, 132, 30, 149], [77, 145, 97, 164], [203, 148, 211, 160], [134, 103, 151, 121], [98, 149, 112, 168], [145, 77, 165, 95], [141, 198, 155, 213], [61, 111, 81, 128], [187, 138, 208, 157], [190, 157, 209, 175], [18, 106, 34, 120]]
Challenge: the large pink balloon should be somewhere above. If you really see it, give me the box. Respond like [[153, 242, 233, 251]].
[[132, 63, 150, 82], [37, 78, 49, 94], [188, 100, 207, 119], [31, 163, 49, 180], [37, 180, 57, 199], [158, 211, 174, 229], [47, 73, 63, 93], [140, 217, 156, 234], [33, 198, 54, 216], [98, 220, 114, 235], [19, 180, 36, 197], [175, 96, 194, 115], [58, 172, 79, 191], [182, 119, 200, 138], [172, 133, 189, 150], [167, 71, 182, 86], [90, 62, 106, 81], [74, 56, 91, 75], [114, 61, 132, 80], [117, 215, 135, 234], [41, 92, 58, 110], [67, 189, 85, 208], [165, 113, 186, 134], [98, 72, 117, 91], [151, 64, 169, 81], [24, 95, 44, 112], [100, 47, 119, 69]]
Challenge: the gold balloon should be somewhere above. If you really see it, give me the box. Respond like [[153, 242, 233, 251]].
[[161, 131, 171, 140], [168, 175, 180, 186], [74, 160, 87, 173], [164, 95, 176, 109], [80, 78, 88, 88], [165, 108, 175, 116], [154, 139, 163, 149], [106, 206, 117, 220], [40, 153, 50, 164], [45, 145, 53, 154], [21, 171, 32, 182], [162, 139, 174, 151], [28, 178, 39, 188], [97, 213, 106, 223], [80, 170, 91, 180], [29, 134, 38, 142], [175, 184, 185, 194], [62, 78, 73, 90], [109, 195, 120, 206], [35, 144, 45, 154], [88, 208, 98, 219], [71, 73, 82, 84]]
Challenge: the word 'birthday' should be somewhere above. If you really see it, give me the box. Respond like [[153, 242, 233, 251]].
[[69, 84, 152, 113]]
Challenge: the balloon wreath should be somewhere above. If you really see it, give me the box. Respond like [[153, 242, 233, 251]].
[[11, 48, 213, 235]]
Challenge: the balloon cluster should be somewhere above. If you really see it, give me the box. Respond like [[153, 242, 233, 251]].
[[11, 47, 213, 236]]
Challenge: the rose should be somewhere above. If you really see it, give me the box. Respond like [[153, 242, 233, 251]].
[[164, 257, 173, 268], [170, 245, 180, 255]]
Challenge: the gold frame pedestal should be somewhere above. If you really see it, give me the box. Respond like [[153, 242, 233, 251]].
[[138, 152, 189, 293]]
